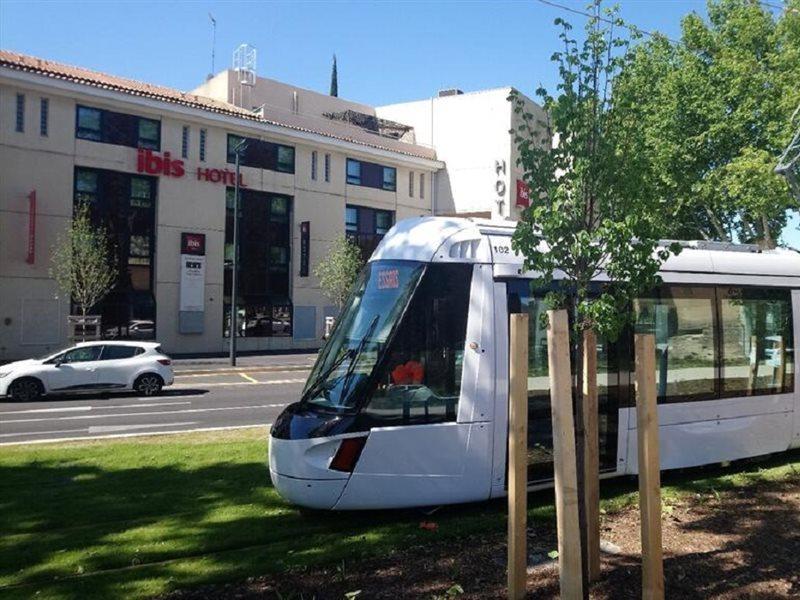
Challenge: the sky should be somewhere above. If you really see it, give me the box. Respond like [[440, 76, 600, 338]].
[[1, 0, 797, 246]]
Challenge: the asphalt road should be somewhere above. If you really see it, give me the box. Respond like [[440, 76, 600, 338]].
[[0, 360, 316, 444]]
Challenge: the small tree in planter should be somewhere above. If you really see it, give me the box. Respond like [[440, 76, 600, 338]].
[[510, 1, 681, 588], [50, 202, 117, 339], [314, 236, 364, 310]]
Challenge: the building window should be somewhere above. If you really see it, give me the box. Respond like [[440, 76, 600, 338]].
[[324, 153, 331, 182], [226, 134, 295, 173], [346, 158, 361, 185], [199, 128, 207, 162], [718, 287, 794, 395], [181, 125, 190, 159], [311, 151, 318, 180], [224, 188, 293, 338], [345, 204, 395, 259], [75, 105, 160, 150], [72, 167, 157, 340], [39, 98, 49, 137], [409, 171, 414, 197], [346, 158, 397, 191], [420, 173, 425, 199], [15, 93, 24, 132]]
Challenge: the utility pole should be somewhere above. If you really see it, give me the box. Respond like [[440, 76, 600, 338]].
[[229, 138, 248, 366]]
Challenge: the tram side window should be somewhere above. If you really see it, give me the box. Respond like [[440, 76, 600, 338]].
[[362, 264, 473, 425], [636, 286, 717, 402], [718, 287, 794, 395]]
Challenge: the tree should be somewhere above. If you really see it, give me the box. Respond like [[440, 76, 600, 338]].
[[314, 236, 363, 309], [50, 202, 118, 319], [510, 1, 681, 588], [614, 0, 800, 247], [330, 54, 338, 98]]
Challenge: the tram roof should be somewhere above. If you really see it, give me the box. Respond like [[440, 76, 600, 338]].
[[371, 217, 800, 284]]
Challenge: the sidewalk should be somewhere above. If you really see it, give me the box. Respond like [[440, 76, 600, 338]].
[[172, 351, 318, 375]]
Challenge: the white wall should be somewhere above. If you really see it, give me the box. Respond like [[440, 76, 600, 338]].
[[378, 88, 548, 221]]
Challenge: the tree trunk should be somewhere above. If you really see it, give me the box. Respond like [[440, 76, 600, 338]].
[[582, 328, 600, 582], [704, 206, 730, 242], [760, 213, 776, 250], [571, 299, 589, 598], [81, 305, 87, 342]]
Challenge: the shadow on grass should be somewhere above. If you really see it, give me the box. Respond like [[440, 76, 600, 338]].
[[0, 452, 504, 599], [0, 447, 797, 600]]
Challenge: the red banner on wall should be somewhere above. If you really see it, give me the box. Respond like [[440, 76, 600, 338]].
[[26, 190, 36, 264], [515, 180, 531, 208]]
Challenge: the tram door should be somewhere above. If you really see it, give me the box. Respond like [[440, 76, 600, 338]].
[[506, 281, 624, 483]]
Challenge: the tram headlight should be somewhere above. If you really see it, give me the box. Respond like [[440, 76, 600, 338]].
[[329, 436, 368, 473]]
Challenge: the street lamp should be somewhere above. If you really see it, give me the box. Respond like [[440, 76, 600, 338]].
[[229, 138, 248, 366]]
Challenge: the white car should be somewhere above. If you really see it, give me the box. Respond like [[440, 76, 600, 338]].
[[0, 341, 175, 402]]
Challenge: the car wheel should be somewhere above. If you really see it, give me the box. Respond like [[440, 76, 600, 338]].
[[134, 373, 163, 396], [9, 378, 43, 402]]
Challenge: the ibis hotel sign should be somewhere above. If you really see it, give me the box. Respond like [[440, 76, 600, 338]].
[[178, 232, 206, 334], [137, 149, 246, 186]]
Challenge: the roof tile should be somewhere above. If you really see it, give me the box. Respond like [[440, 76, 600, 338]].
[[0, 50, 438, 161]]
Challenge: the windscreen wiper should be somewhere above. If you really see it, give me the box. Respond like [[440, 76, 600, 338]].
[[301, 345, 355, 404], [337, 315, 380, 405]]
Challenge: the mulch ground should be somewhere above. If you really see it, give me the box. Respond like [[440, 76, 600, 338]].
[[166, 477, 800, 599]]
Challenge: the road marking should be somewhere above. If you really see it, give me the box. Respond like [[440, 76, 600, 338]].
[[89, 422, 196, 434], [0, 428, 87, 438], [0, 424, 270, 446], [171, 378, 305, 388], [2, 403, 290, 424], [239, 372, 258, 384], [0, 406, 92, 414], [0, 401, 191, 415]]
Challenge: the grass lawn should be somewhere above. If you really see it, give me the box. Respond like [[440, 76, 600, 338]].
[[0, 428, 798, 600]]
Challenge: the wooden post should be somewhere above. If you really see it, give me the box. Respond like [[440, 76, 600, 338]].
[[582, 328, 600, 582], [547, 309, 584, 599], [508, 313, 529, 600], [634, 333, 664, 600]]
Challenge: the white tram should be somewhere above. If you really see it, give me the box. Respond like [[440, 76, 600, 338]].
[[269, 217, 799, 510]]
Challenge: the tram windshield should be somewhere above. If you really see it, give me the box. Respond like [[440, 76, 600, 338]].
[[302, 261, 473, 421], [302, 261, 425, 410]]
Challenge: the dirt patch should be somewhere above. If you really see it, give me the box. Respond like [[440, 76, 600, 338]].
[[165, 477, 800, 599]]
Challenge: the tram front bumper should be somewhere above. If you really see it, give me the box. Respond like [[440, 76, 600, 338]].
[[268, 433, 350, 510], [268, 470, 347, 510]]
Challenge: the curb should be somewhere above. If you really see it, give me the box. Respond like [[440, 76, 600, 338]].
[[173, 365, 312, 376]]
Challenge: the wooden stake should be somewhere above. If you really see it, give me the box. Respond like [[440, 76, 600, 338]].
[[582, 328, 600, 582], [634, 333, 664, 600], [508, 313, 529, 600], [547, 309, 583, 600]]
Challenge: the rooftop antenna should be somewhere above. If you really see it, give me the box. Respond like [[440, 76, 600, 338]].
[[232, 43, 257, 108], [208, 13, 217, 80]]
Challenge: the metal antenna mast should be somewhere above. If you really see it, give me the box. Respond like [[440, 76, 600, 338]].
[[208, 13, 217, 79]]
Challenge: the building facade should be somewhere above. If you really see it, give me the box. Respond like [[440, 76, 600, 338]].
[[0, 51, 441, 360], [377, 87, 547, 221]]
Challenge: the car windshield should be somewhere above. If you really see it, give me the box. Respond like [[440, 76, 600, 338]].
[[302, 260, 425, 410]]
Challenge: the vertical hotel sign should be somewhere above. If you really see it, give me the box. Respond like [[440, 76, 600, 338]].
[[300, 221, 310, 277], [26, 190, 36, 264], [179, 233, 206, 334]]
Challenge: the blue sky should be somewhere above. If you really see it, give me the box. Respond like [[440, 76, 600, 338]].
[[1, 0, 797, 246]]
